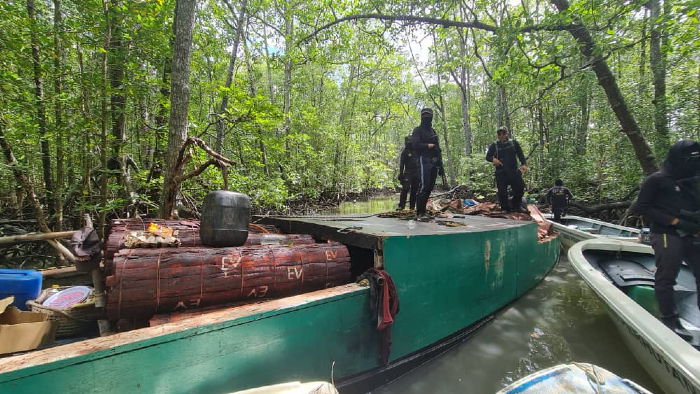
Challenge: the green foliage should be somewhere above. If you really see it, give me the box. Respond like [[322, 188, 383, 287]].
[[0, 0, 698, 226]]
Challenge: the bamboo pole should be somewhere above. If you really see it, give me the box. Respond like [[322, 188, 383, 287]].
[[0, 230, 75, 245]]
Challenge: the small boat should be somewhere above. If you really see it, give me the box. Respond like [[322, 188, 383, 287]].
[[0, 213, 559, 393], [497, 362, 652, 393], [568, 239, 700, 394], [231, 381, 338, 394], [544, 214, 640, 250]]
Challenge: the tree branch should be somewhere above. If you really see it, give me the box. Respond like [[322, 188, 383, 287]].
[[176, 158, 224, 182], [300, 13, 572, 44]]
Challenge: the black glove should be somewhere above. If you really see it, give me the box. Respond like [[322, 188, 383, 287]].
[[438, 167, 445, 177], [397, 173, 406, 182], [676, 219, 700, 235]]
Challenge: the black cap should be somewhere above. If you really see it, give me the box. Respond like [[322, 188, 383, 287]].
[[420, 108, 433, 117]]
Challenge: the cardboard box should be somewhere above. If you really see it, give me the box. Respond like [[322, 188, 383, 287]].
[[0, 296, 57, 355]]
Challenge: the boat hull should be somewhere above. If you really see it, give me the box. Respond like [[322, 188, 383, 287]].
[[497, 362, 652, 393], [568, 239, 700, 394], [0, 216, 559, 393], [545, 214, 639, 250]]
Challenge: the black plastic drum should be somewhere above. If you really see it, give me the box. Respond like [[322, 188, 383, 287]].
[[200, 191, 251, 246]]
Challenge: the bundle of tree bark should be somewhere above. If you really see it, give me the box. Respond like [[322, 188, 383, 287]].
[[105, 242, 351, 321], [103, 218, 307, 270]]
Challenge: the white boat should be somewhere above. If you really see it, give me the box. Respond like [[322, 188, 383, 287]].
[[497, 362, 652, 393], [232, 381, 338, 394], [544, 214, 640, 249], [568, 239, 700, 394]]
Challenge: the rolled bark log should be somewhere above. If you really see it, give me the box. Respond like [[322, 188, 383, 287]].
[[103, 218, 307, 270], [106, 242, 351, 320]]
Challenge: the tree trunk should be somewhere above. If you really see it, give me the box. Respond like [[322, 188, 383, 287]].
[[0, 121, 52, 233], [282, 4, 294, 153], [150, 58, 171, 184], [76, 45, 93, 222], [160, 0, 197, 218], [575, 68, 591, 156], [243, 35, 269, 175], [497, 86, 511, 131], [638, 8, 648, 99], [97, 0, 111, 237], [448, 28, 472, 156], [109, 2, 126, 160], [551, 0, 658, 175], [53, 0, 65, 231], [648, 0, 670, 159], [262, 16, 275, 105], [215, 0, 248, 154], [333, 64, 356, 190], [26, 0, 55, 216]]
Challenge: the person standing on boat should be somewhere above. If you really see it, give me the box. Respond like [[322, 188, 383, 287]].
[[486, 126, 529, 213], [410, 107, 444, 219], [546, 179, 574, 222], [633, 139, 700, 340], [397, 136, 419, 210]]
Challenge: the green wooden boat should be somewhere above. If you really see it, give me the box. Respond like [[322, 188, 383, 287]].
[[0, 215, 559, 393]]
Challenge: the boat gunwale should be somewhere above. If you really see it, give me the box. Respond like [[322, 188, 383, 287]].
[[545, 215, 639, 244], [545, 215, 641, 234], [0, 283, 366, 377], [568, 239, 700, 391]]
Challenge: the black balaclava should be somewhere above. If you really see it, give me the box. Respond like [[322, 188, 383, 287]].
[[420, 115, 432, 129], [419, 108, 433, 129], [663, 139, 700, 180]]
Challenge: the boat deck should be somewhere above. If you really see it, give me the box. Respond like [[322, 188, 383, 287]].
[[258, 214, 532, 249], [584, 248, 700, 345]]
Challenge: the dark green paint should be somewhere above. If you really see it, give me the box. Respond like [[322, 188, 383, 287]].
[[627, 285, 661, 318]]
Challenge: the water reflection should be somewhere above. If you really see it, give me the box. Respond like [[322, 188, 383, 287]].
[[373, 257, 662, 393], [325, 196, 398, 215]]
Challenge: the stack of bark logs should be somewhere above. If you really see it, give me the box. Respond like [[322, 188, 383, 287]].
[[104, 218, 284, 268], [103, 219, 351, 322]]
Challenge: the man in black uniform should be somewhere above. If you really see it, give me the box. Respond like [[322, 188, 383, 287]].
[[397, 136, 419, 210], [546, 179, 574, 222], [410, 108, 444, 218], [633, 139, 700, 340], [485, 126, 529, 212]]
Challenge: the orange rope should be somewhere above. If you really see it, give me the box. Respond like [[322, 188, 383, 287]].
[[249, 223, 270, 233]]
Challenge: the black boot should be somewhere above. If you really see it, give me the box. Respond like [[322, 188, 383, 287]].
[[661, 315, 693, 342]]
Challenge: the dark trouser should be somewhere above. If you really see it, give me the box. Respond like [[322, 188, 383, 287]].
[[552, 207, 566, 222], [495, 170, 525, 211], [650, 233, 700, 319], [398, 173, 419, 210], [416, 156, 438, 216]]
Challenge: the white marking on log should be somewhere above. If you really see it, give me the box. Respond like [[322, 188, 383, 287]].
[[247, 285, 269, 298], [220, 255, 242, 277], [287, 267, 303, 280]]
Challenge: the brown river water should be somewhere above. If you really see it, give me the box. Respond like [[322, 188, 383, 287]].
[[331, 196, 663, 394]]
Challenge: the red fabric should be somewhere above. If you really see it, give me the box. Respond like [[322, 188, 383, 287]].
[[377, 270, 394, 330], [367, 269, 399, 365]]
